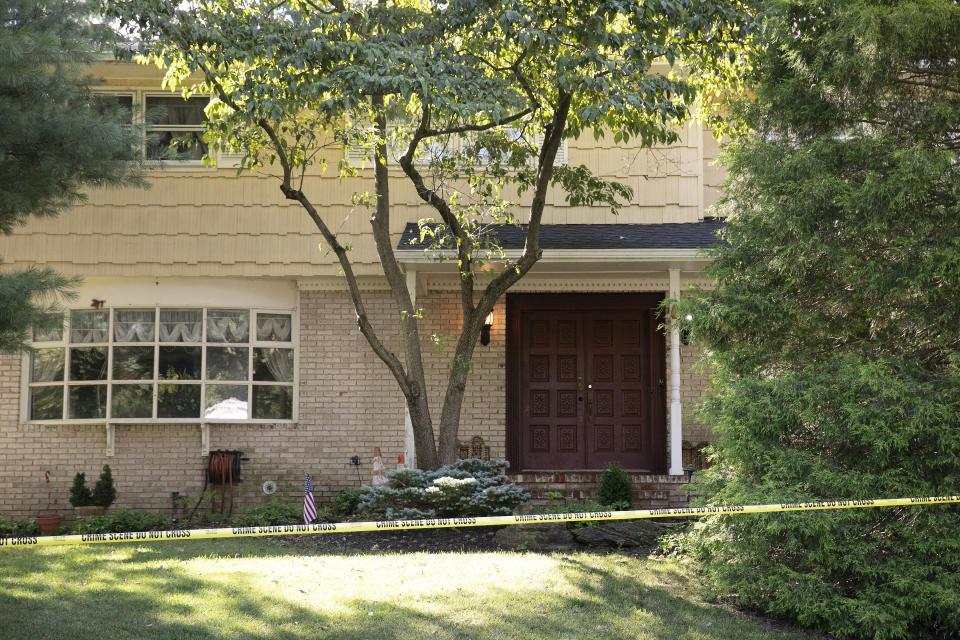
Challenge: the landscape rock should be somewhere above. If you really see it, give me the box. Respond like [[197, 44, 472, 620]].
[[492, 521, 575, 550], [570, 519, 668, 549]]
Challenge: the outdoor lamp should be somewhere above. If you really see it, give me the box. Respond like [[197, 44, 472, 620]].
[[480, 311, 494, 346], [680, 313, 693, 346]]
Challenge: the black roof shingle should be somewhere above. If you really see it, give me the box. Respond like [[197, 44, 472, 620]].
[[397, 220, 724, 251]]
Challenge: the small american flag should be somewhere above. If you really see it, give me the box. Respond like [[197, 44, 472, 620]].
[[303, 474, 317, 524]]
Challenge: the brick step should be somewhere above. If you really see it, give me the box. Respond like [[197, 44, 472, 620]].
[[509, 472, 692, 509]]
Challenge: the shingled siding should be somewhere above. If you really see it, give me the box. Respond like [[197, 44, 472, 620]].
[[0, 63, 723, 279]]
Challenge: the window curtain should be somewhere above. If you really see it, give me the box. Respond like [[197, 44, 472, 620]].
[[159, 309, 202, 343], [70, 311, 108, 343], [207, 310, 249, 342], [31, 351, 63, 382], [264, 348, 294, 382], [113, 310, 155, 342], [256, 314, 292, 342], [148, 96, 207, 126]]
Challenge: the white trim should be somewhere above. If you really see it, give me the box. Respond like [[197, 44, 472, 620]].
[[396, 247, 707, 264], [403, 268, 417, 469], [668, 268, 683, 476], [200, 423, 210, 456], [297, 276, 391, 291], [422, 273, 670, 293], [105, 424, 115, 457]]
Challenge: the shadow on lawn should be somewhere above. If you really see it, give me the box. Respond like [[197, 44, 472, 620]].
[[0, 541, 817, 640]]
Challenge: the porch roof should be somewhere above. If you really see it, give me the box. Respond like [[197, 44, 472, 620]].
[[396, 220, 725, 252]]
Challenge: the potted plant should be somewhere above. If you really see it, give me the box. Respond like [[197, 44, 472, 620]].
[[35, 470, 61, 534], [69, 471, 104, 517]]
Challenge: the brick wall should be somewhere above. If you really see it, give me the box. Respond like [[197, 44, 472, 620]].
[[417, 292, 507, 460], [0, 289, 409, 519], [0, 287, 714, 519], [679, 343, 713, 444]]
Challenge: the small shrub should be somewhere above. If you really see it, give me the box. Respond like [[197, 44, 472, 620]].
[[537, 491, 606, 529], [92, 465, 117, 508], [0, 515, 40, 537], [69, 472, 94, 507], [656, 526, 695, 559], [236, 499, 304, 526], [596, 463, 632, 509], [332, 489, 362, 517], [357, 458, 529, 520], [68, 508, 169, 534]]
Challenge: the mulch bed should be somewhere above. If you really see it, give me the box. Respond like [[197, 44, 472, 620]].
[[272, 525, 509, 555], [271, 519, 680, 557]]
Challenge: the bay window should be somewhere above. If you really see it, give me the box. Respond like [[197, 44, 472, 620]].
[[28, 307, 295, 422]]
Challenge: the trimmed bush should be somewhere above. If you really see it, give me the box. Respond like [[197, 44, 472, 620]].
[[332, 489, 362, 517], [69, 472, 94, 507], [357, 458, 529, 520], [92, 465, 117, 508], [596, 463, 632, 509]]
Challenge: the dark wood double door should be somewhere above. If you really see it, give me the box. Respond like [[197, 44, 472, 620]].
[[507, 293, 666, 472]]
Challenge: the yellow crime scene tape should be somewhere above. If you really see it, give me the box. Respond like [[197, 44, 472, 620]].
[[2, 495, 958, 549]]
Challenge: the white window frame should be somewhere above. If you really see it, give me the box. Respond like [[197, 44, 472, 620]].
[[91, 89, 214, 170], [23, 306, 298, 425]]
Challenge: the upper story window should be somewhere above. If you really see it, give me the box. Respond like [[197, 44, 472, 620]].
[[92, 91, 209, 164], [145, 96, 208, 161], [27, 307, 295, 423]]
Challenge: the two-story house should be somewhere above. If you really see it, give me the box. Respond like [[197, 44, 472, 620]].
[[0, 60, 725, 518]]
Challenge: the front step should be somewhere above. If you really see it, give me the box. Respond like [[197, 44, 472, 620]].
[[509, 472, 692, 508]]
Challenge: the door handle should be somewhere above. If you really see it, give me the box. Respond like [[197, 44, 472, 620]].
[[586, 384, 593, 421]]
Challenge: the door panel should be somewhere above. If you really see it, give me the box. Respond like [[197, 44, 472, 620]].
[[518, 311, 583, 469], [584, 309, 650, 469], [508, 294, 666, 472]]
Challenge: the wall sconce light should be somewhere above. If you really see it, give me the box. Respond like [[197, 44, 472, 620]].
[[480, 311, 494, 346], [680, 313, 693, 346]]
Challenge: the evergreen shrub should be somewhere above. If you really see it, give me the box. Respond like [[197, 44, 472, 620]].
[[92, 465, 117, 508], [69, 472, 93, 507], [677, 2, 960, 635], [356, 458, 528, 520], [332, 489, 362, 517], [596, 463, 632, 509]]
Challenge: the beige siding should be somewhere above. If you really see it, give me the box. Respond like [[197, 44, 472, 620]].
[[0, 62, 726, 279]]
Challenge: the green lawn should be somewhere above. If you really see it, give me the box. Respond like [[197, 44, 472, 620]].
[[0, 537, 817, 640]]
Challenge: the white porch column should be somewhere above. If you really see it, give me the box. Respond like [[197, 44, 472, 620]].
[[668, 268, 684, 475], [404, 268, 417, 468]]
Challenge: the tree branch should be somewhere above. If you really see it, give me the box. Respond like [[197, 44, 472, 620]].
[[421, 107, 534, 138], [399, 104, 476, 316]]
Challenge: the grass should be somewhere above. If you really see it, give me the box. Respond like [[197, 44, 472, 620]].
[[0, 536, 818, 640]]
